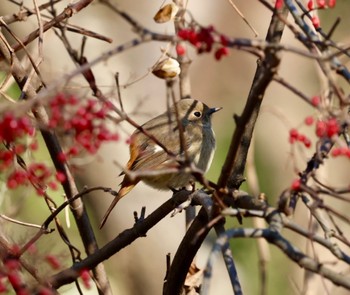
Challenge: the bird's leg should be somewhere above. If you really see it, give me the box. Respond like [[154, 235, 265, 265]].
[[170, 181, 196, 217], [188, 180, 196, 192]]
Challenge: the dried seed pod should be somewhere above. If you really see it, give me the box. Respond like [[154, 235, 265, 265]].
[[153, 3, 179, 23], [152, 58, 181, 79]]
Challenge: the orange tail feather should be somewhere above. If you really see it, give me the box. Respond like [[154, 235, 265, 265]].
[[99, 182, 136, 229]]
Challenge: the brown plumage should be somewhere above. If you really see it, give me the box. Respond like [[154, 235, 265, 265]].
[[99, 99, 220, 228]]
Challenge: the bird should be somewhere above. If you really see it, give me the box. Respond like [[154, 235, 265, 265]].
[[99, 98, 221, 228]]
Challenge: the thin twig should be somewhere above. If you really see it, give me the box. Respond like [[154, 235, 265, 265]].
[[228, 0, 259, 37]]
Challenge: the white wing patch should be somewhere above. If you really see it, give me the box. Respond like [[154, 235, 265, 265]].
[[153, 144, 163, 153]]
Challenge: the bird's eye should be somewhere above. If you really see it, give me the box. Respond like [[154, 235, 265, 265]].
[[194, 111, 201, 118]]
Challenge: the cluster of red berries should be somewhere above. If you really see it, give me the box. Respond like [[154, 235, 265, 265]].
[[177, 26, 229, 60], [276, 0, 335, 11], [48, 93, 119, 156], [0, 150, 16, 172], [289, 128, 311, 148], [1, 247, 60, 295], [315, 118, 339, 138], [288, 115, 314, 148], [0, 244, 88, 294], [289, 113, 344, 192], [0, 113, 37, 171], [305, 96, 341, 138], [275, 0, 337, 29], [307, 0, 336, 29], [0, 113, 34, 143], [289, 113, 344, 158], [307, 0, 336, 10], [6, 163, 66, 194], [291, 113, 349, 159], [0, 112, 48, 192], [1, 93, 118, 193], [1, 258, 28, 295], [331, 147, 350, 158]]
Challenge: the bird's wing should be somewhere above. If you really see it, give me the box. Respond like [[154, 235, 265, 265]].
[[130, 136, 178, 171], [129, 127, 202, 172], [124, 111, 203, 173]]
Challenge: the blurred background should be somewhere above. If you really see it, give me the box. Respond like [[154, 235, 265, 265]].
[[1, 1, 350, 294]]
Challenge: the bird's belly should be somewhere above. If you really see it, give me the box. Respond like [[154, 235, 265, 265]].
[[142, 172, 193, 190]]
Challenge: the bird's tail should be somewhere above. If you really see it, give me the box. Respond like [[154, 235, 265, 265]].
[[99, 183, 135, 229]]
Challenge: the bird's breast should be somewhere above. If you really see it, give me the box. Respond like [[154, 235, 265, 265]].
[[194, 128, 216, 173]]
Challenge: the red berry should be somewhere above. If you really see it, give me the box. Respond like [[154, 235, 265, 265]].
[[68, 95, 78, 105], [345, 148, 350, 158], [110, 133, 120, 141], [304, 116, 314, 126], [29, 140, 39, 151], [311, 16, 320, 29], [86, 99, 97, 110], [214, 47, 229, 60], [76, 132, 93, 150], [36, 188, 45, 196], [14, 144, 26, 154], [48, 181, 58, 190], [5, 259, 20, 271], [0, 150, 15, 168], [291, 179, 301, 191], [80, 269, 91, 289], [331, 147, 341, 157], [51, 93, 67, 107], [177, 29, 190, 40], [220, 35, 229, 46], [7, 178, 18, 189], [275, 0, 283, 9], [7, 272, 22, 288], [316, 0, 326, 8], [176, 44, 186, 56], [315, 120, 327, 137], [311, 96, 320, 106], [7, 170, 28, 189], [45, 255, 61, 270], [289, 128, 299, 143], [326, 118, 339, 137], [328, 0, 336, 7], [57, 152, 67, 162], [95, 109, 107, 119], [303, 138, 311, 148], [196, 27, 214, 52], [188, 31, 199, 47], [55, 171, 66, 183], [297, 133, 306, 142], [307, 0, 314, 10]]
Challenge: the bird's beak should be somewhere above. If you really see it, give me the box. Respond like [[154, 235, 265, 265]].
[[208, 107, 222, 115]]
